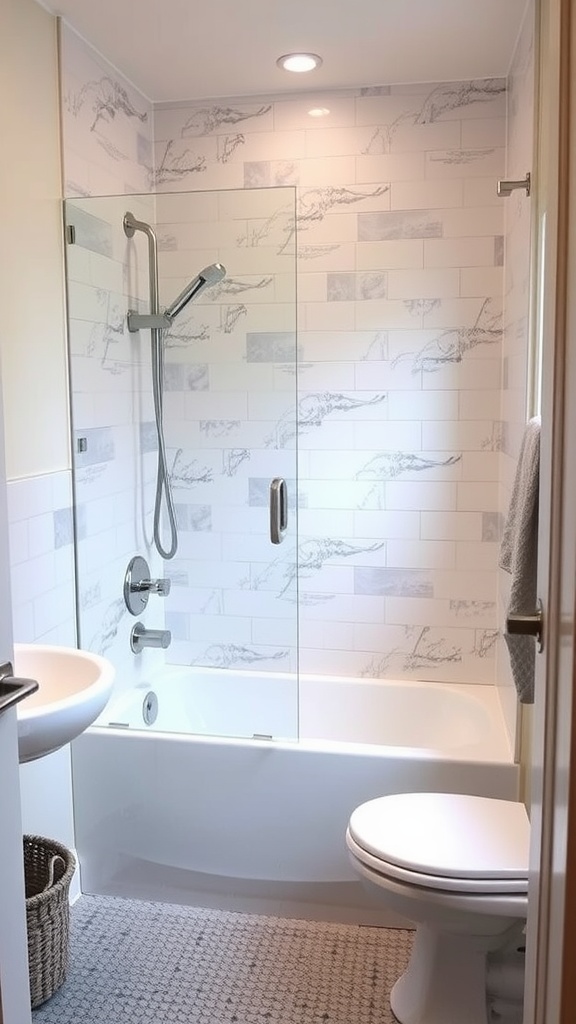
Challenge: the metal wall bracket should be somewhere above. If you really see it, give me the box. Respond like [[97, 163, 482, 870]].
[[127, 311, 172, 333], [497, 173, 531, 198], [506, 598, 544, 653]]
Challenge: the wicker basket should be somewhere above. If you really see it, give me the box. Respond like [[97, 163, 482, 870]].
[[24, 834, 76, 1008]]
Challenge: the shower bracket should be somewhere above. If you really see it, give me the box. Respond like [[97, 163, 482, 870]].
[[127, 310, 172, 332]]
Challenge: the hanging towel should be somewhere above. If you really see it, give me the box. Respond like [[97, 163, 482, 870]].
[[499, 416, 541, 703]]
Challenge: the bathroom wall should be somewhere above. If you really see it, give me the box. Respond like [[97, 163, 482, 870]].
[[60, 26, 169, 694], [154, 82, 507, 683], [498, 1, 536, 749], [58, 27, 536, 702], [0, 0, 77, 891]]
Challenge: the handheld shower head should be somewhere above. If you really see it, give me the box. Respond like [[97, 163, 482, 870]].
[[164, 262, 226, 321]]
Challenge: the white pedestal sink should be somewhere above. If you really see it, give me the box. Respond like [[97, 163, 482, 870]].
[[15, 644, 115, 763]]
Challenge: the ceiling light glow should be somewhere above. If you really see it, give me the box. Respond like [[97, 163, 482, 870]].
[[308, 107, 330, 117], [277, 53, 323, 73]]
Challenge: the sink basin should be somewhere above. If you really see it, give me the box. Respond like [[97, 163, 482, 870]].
[[15, 644, 115, 763]]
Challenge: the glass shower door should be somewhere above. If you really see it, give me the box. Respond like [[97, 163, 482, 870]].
[[156, 186, 299, 740], [64, 187, 298, 741]]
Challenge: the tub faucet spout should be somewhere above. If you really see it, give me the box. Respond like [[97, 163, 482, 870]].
[[130, 622, 172, 654]]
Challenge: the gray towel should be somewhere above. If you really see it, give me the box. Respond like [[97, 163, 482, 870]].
[[499, 416, 541, 703]]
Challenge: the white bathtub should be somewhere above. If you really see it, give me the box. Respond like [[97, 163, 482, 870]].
[[72, 670, 519, 925]]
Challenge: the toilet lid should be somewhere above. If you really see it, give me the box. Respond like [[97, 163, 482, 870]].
[[348, 794, 530, 893]]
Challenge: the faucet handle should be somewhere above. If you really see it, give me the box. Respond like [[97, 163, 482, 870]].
[[124, 555, 170, 615], [136, 577, 171, 597]]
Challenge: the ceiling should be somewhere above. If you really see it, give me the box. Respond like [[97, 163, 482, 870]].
[[46, 0, 529, 104]]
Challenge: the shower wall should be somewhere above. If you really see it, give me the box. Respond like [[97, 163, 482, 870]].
[[154, 83, 507, 684], [60, 25, 161, 691], [59, 19, 535, 714]]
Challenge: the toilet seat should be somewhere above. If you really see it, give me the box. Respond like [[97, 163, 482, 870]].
[[347, 793, 530, 896]]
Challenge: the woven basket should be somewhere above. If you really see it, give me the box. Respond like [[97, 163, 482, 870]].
[[24, 834, 76, 1008]]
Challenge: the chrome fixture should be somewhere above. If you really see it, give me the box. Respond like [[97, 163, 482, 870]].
[[506, 598, 544, 653], [123, 211, 226, 560], [124, 555, 171, 616], [130, 622, 172, 654], [497, 173, 531, 198], [270, 477, 288, 544], [142, 691, 159, 726], [163, 263, 226, 321], [126, 262, 226, 332], [0, 661, 38, 714]]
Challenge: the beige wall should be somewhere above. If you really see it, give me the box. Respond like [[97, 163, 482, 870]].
[[0, 0, 69, 480]]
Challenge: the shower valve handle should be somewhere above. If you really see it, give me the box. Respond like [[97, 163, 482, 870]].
[[124, 556, 171, 616], [134, 578, 171, 597]]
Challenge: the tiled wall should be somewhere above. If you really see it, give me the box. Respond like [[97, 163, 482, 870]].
[[155, 187, 298, 671], [59, 19, 535, 695], [7, 471, 76, 645], [60, 23, 153, 198], [154, 82, 508, 682], [498, 1, 536, 738], [65, 194, 171, 693]]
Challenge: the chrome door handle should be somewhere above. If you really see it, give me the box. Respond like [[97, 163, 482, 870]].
[[270, 478, 288, 544]]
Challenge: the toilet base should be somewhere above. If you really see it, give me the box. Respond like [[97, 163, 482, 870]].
[[390, 923, 525, 1024]]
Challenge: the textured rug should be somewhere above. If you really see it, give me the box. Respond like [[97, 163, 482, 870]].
[[32, 895, 413, 1024]]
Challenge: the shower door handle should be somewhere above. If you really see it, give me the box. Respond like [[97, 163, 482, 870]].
[[270, 478, 288, 544]]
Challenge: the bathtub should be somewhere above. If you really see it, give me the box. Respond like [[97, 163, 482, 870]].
[[72, 669, 520, 925]]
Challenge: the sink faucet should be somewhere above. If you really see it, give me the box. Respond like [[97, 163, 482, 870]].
[[130, 622, 171, 654]]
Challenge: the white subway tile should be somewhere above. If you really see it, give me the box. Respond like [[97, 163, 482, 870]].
[[387, 268, 460, 300], [457, 482, 499, 511], [463, 178, 503, 207], [301, 301, 356, 331], [461, 118, 506, 148], [389, 120, 461, 153], [8, 520, 29, 566], [387, 539, 456, 569], [386, 481, 457, 511], [354, 420, 422, 450], [298, 156, 357, 186], [387, 390, 459, 420], [305, 126, 372, 159], [434, 570, 497, 602], [460, 267, 504, 296], [357, 240, 424, 270], [353, 510, 421, 540], [422, 358, 502, 391], [425, 148, 505, 180], [459, 388, 502, 419], [422, 419, 499, 451], [356, 153, 426, 183], [385, 596, 451, 626], [424, 237, 497, 268], [441, 206, 504, 237], [421, 510, 482, 541], [390, 179, 464, 210], [274, 97, 356, 131], [456, 541, 499, 571]]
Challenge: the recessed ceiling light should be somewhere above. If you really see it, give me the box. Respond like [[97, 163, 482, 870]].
[[277, 53, 323, 73], [308, 107, 330, 118]]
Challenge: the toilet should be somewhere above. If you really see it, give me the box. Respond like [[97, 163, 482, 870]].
[[346, 792, 530, 1024]]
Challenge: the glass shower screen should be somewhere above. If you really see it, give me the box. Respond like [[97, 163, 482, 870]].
[[64, 187, 298, 742]]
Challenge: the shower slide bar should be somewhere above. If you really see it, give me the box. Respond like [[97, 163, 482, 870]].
[[122, 211, 226, 560]]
